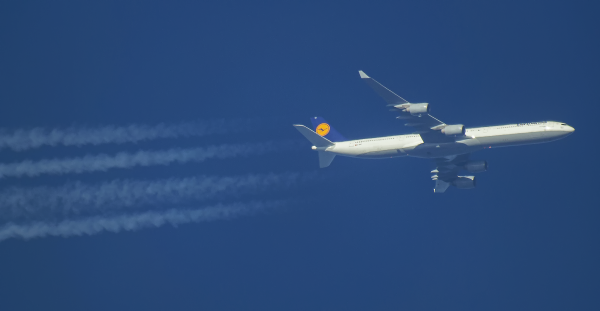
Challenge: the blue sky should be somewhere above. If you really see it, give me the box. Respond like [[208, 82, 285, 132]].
[[0, 1, 598, 310]]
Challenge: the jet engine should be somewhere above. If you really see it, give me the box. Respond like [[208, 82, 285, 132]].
[[441, 124, 465, 136], [452, 176, 476, 189], [464, 161, 488, 173], [392, 103, 430, 115], [405, 103, 429, 115]]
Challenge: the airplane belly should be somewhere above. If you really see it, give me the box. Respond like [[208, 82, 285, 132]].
[[352, 141, 409, 159], [357, 149, 407, 159], [478, 132, 565, 148], [404, 142, 482, 158]]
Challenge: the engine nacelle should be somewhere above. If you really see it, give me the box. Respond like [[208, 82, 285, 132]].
[[405, 103, 429, 115], [452, 176, 476, 189], [441, 124, 465, 136], [464, 161, 488, 173]]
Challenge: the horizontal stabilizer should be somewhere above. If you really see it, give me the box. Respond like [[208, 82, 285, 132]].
[[318, 151, 336, 168], [434, 180, 450, 193], [293, 125, 334, 147]]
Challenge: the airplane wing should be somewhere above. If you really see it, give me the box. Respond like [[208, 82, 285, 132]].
[[431, 154, 471, 193], [359, 70, 453, 143]]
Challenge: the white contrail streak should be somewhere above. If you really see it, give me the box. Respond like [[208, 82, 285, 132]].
[[0, 201, 284, 242], [0, 141, 295, 179], [0, 119, 256, 152], [0, 172, 313, 219]]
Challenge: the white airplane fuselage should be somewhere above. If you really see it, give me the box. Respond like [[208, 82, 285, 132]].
[[318, 121, 575, 159]]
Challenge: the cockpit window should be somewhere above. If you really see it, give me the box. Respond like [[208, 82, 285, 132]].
[[560, 123, 566, 126]]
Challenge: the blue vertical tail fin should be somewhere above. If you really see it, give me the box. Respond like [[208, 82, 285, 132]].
[[309, 117, 346, 142]]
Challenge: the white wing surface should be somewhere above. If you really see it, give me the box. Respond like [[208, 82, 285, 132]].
[[359, 70, 451, 143], [359, 70, 409, 106]]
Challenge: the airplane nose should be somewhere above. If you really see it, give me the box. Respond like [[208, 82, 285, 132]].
[[567, 126, 575, 132]]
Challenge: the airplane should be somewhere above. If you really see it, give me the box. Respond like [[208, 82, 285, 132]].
[[293, 71, 575, 193]]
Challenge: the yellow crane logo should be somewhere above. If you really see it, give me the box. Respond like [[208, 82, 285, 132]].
[[316, 123, 330, 136]]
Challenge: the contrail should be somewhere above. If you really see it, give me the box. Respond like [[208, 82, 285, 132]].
[[0, 172, 314, 220], [0, 201, 285, 242], [0, 119, 257, 152], [0, 141, 297, 179]]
